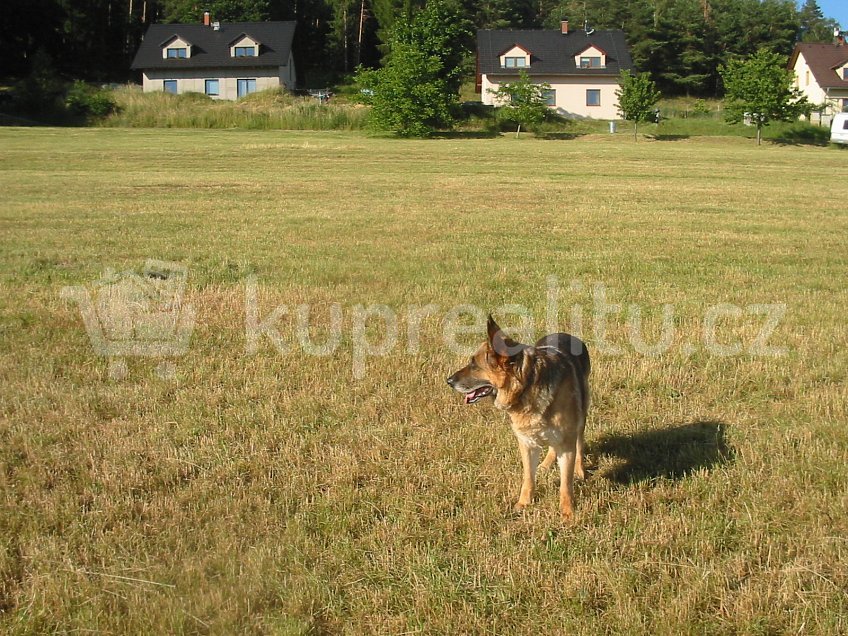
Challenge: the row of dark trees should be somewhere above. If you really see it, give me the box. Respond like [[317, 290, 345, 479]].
[[0, 0, 840, 94]]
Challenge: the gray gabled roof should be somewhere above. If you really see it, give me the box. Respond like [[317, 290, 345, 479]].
[[131, 21, 295, 71], [478, 28, 632, 77]]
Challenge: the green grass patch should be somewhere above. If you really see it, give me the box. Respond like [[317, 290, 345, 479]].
[[0, 128, 846, 634]]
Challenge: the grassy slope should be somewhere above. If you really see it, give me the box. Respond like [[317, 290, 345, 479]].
[[0, 128, 846, 634]]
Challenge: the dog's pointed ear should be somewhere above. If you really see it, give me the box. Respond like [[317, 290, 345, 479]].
[[487, 314, 523, 359], [486, 314, 501, 345]]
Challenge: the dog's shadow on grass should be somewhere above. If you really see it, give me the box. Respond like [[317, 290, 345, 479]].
[[591, 420, 733, 484]]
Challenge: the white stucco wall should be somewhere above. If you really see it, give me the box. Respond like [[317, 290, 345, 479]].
[[793, 52, 828, 105], [482, 73, 621, 119], [142, 61, 296, 100]]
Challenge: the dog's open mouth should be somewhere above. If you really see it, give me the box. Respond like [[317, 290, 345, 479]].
[[464, 385, 494, 404]]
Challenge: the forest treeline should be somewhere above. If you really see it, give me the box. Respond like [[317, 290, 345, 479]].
[[0, 0, 840, 95]]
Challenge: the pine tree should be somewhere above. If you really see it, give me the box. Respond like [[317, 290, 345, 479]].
[[798, 0, 840, 43]]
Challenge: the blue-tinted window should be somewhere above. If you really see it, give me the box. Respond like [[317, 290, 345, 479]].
[[586, 89, 601, 106], [237, 78, 257, 97], [542, 89, 556, 106], [163, 80, 178, 94], [167, 48, 187, 59], [234, 46, 256, 57], [205, 79, 220, 96]]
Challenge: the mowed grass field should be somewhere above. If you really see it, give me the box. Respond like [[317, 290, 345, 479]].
[[1, 128, 847, 634]]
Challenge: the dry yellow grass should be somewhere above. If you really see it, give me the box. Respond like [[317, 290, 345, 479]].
[[0, 128, 846, 634]]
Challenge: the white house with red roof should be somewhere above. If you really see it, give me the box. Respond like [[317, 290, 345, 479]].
[[789, 36, 848, 125]]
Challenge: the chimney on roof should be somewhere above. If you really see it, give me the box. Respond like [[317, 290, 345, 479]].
[[203, 11, 211, 26], [561, 19, 569, 35]]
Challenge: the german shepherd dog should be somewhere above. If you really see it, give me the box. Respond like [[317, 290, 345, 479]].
[[447, 316, 591, 520]]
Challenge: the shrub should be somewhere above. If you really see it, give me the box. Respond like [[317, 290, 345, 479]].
[[65, 81, 117, 120], [692, 98, 710, 116]]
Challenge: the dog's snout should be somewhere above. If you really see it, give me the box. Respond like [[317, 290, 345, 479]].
[[446, 374, 458, 388]]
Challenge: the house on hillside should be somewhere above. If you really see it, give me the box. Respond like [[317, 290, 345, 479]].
[[789, 38, 848, 125], [130, 15, 296, 100], [477, 21, 633, 120]]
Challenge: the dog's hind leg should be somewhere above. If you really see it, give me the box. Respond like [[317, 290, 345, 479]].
[[574, 421, 586, 480], [574, 380, 590, 480], [556, 437, 577, 521], [539, 447, 556, 471]]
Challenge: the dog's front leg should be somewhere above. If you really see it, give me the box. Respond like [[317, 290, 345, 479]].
[[514, 440, 540, 512]]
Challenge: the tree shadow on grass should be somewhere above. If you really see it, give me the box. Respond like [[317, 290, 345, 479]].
[[592, 420, 733, 484], [768, 137, 830, 148], [539, 132, 588, 140], [652, 134, 690, 141], [430, 130, 501, 139], [768, 125, 831, 147]]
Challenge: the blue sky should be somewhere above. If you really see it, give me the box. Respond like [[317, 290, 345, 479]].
[[816, 1, 846, 29]]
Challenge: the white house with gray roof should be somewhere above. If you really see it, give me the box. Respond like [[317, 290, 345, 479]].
[[477, 21, 632, 119], [131, 19, 296, 100]]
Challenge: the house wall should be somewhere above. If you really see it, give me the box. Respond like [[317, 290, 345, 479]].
[[482, 73, 621, 119], [793, 52, 828, 104], [142, 66, 294, 100]]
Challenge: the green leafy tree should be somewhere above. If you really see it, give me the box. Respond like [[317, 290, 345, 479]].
[[720, 48, 810, 145], [355, 0, 471, 137], [615, 70, 661, 140], [487, 70, 551, 137]]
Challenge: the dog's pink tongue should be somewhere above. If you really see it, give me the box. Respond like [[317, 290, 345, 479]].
[[464, 387, 483, 404]]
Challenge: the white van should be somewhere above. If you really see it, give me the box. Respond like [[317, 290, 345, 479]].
[[830, 112, 848, 144]]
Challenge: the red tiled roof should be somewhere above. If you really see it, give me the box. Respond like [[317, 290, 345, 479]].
[[790, 43, 848, 89]]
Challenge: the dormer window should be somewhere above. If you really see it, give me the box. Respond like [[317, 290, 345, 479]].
[[499, 45, 531, 69], [230, 35, 261, 58], [161, 36, 192, 59], [575, 45, 607, 69]]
